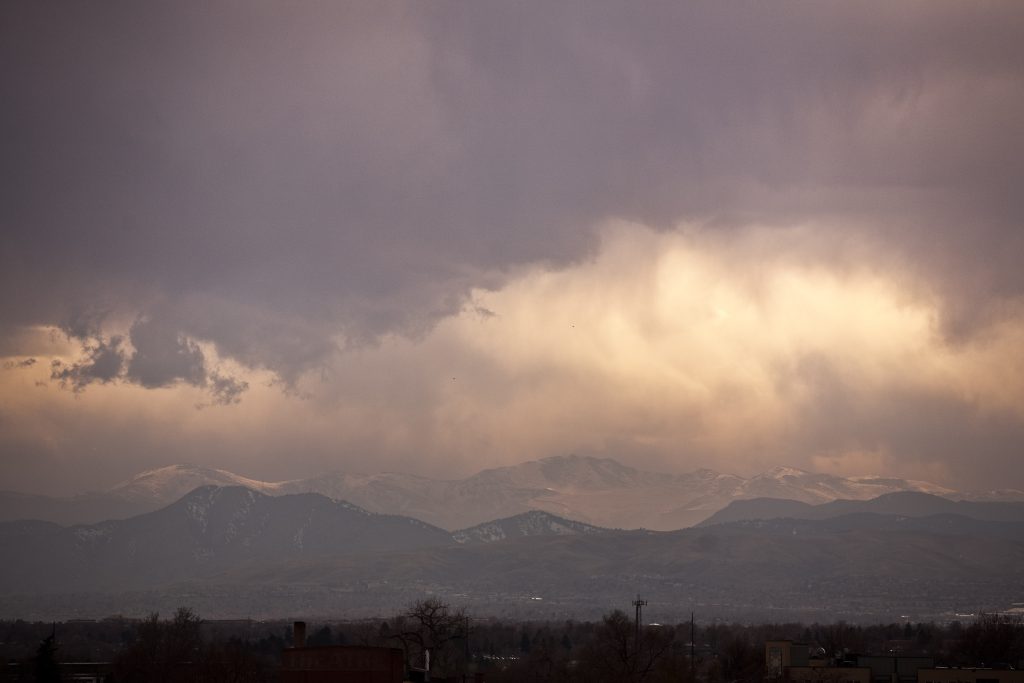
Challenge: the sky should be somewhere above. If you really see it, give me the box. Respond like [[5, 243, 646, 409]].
[[2, 2, 1024, 496]]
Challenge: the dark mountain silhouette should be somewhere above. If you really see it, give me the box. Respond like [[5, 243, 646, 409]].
[[698, 491, 1024, 526], [0, 486, 452, 593], [191, 511, 1024, 623], [452, 510, 608, 544], [3, 488, 1024, 623]]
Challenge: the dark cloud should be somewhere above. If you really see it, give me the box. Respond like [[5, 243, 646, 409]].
[[2, 358, 36, 370], [50, 335, 126, 392], [44, 315, 249, 404], [1, 2, 1023, 493], [59, 309, 111, 342], [125, 317, 206, 389], [204, 371, 248, 407], [1, 2, 1022, 384]]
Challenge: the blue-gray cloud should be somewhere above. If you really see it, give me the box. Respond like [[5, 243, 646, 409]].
[[50, 335, 125, 392], [48, 316, 247, 404], [1, 1, 1024, 493], [2, 358, 36, 370], [2, 2, 1022, 386]]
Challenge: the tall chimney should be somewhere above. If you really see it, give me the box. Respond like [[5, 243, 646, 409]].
[[293, 621, 306, 648]]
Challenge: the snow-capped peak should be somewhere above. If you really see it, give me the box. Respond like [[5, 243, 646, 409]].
[[760, 466, 810, 480], [106, 464, 282, 503]]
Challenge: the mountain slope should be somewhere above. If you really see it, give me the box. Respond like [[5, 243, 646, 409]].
[[3, 498, 1024, 622], [452, 510, 608, 544], [142, 512, 1024, 623], [699, 491, 1024, 526], [0, 486, 452, 593]]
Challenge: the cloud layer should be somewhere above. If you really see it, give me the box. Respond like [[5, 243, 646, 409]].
[[2, 2, 1023, 493]]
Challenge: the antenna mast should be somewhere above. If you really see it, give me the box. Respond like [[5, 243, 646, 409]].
[[632, 595, 648, 650]]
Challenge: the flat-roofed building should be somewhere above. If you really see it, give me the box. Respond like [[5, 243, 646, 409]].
[[918, 668, 1024, 683], [767, 640, 812, 677], [281, 621, 405, 683], [785, 665, 872, 683], [766, 640, 937, 683], [857, 655, 935, 683], [281, 644, 405, 683]]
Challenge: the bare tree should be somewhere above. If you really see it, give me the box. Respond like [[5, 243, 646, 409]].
[[955, 612, 1024, 667], [114, 608, 272, 683], [114, 607, 202, 683], [580, 609, 676, 683], [390, 598, 468, 677], [33, 632, 60, 683]]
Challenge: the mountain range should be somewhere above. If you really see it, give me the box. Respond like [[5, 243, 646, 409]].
[[700, 490, 1024, 526], [0, 486, 610, 594], [5, 455, 1013, 531], [2, 485, 1023, 623]]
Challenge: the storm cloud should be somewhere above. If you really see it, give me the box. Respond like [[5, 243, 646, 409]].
[[1, 2, 1023, 494]]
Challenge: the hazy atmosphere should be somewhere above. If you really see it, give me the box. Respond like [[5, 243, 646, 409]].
[[3, 2, 1024, 497]]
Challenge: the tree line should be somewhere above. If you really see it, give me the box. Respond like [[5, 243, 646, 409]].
[[2, 604, 1021, 682]]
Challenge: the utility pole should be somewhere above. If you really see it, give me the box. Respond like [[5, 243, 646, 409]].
[[632, 595, 647, 653], [463, 615, 470, 683], [690, 612, 696, 683]]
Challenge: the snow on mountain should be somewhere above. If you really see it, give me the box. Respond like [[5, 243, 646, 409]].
[[735, 467, 956, 505], [958, 488, 1024, 503], [452, 510, 607, 544], [468, 454, 658, 491], [283, 457, 967, 531], [106, 464, 283, 503], [273, 471, 453, 522], [3, 455, 1013, 531]]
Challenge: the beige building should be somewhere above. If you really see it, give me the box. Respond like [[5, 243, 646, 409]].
[[784, 665, 872, 683], [918, 668, 1024, 683], [766, 640, 939, 683], [766, 640, 820, 677]]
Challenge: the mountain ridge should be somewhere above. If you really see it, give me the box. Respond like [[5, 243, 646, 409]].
[[0, 485, 454, 594], [452, 509, 608, 544], [3, 491, 1023, 623], [3, 455, 1018, 530], [698, 491, 1024, 527]]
